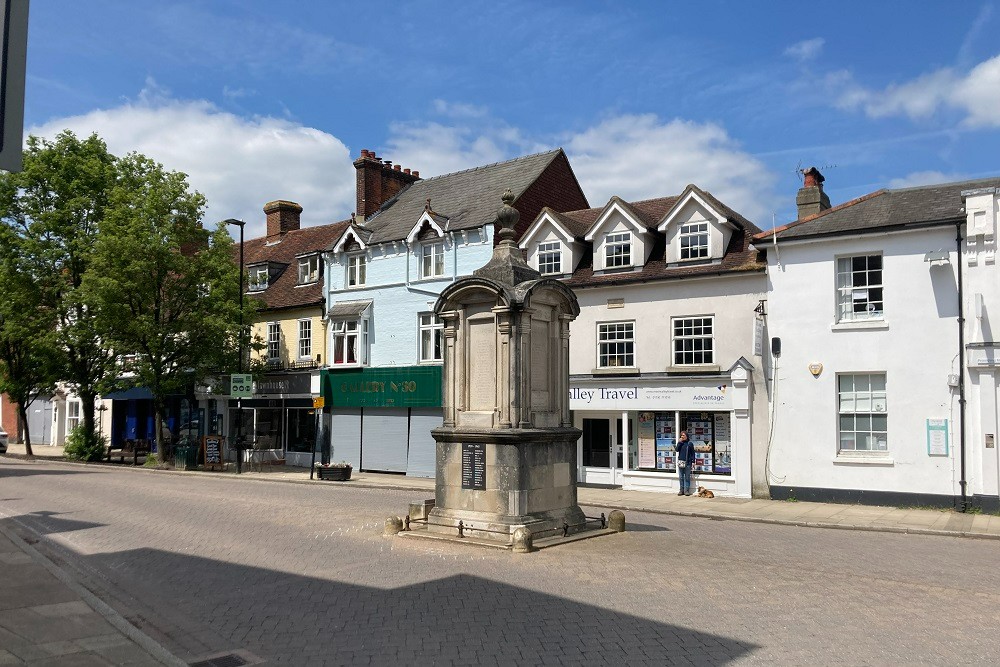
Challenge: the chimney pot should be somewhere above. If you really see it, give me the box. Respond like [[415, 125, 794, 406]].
[[394, 164, 402, 171], [403, 168, 411, 175], [412, 171, 419, 178]]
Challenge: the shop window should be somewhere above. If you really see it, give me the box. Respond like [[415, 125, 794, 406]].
[[679, 222, 710, 260], [672, 316, 714, 365], [287, 408, 318, 453], [418, 313, 443, 363], [420, 241, 446, 279], [597, 321, 635, 368], [298, 319, 311, 359], [253, 408, 283, 450], [838, 373, 887, 452], [636, 411, 731, 475], [346, 254, 366, 287], [537, 241, 562, 275], [604, 232, 631, 269], [331, 319, 368, 366], [836, 254, 883, 322], [298, 255, 319, 284]]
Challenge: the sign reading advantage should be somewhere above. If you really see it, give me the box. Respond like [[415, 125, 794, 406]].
[[230, 374, 253, 398]]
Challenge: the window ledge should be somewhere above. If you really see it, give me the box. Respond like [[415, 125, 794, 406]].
[[666, 365, 721, 374], [592, 367, 641, 376], [832, 455, 894, 466], [830, 320, 889, 332]]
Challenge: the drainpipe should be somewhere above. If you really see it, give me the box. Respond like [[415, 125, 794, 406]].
[[956, 221, 968, 511]]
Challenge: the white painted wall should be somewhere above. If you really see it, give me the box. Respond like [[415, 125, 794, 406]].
[[766, 227, 960, 496], [661, 199, 732, 264], [590, 211, 654, 271]]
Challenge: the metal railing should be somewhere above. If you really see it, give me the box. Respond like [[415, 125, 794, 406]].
[[403, 512, 607, 542]]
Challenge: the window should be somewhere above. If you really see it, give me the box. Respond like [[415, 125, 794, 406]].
[[346, 255, 366, 287], [537, 241, 562, 275], [298, 320, 311, 359], [267, 322, 280, 361], [421, 242, 445, 278], [298, 255, 319, 284], [249, 266, 269, 291], [67, 401, 81, 433], [331, 319, 367, 365], [837, 255, 883, 321], [598, 322, 635, 368], [679, 222, 710, 260], [419, 314, 444, 363], [838, 373, 888, 452], [604, 232, 632, 268], [672, 317, 714, 365]]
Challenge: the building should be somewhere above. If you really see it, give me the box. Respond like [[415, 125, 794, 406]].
[[760, 169, 1000, 510], [519, 186, 769, 497], [320, 148, 589, 475]]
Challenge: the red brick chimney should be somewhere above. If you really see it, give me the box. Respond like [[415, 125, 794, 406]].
[[264, 200, 303, 240], [354, 149, 421, 219], [796, 167, 831, 219]]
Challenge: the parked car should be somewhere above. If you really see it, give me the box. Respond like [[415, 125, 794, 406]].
[[0, 426, 8, 453]]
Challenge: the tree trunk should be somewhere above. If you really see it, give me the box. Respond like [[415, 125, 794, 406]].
[[154, 404, 170, 465], [80, 391, 97, 446], [18, 402, 33, 458]]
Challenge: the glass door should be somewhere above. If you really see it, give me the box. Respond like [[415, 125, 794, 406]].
[[581, 417, 613, 484]]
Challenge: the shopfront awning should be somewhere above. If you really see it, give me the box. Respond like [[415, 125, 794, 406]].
[[102, 387, 153, 400], [327, 299, 373, 319]]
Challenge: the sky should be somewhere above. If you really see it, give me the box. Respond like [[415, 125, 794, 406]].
[[20, 1, 1000, 238]]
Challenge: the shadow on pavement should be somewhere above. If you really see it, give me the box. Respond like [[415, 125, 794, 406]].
[[623, 522, 671, 533], [0, 466, 97, 480], [59, 544, 757, 665], [3, 513, 107, 536]]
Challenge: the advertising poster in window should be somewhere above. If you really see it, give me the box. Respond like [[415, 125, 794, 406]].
[[714, 413, 731, 473], [638, 412, 656, 468], [687, 417, 714, 472], [654, 413, 676, 470]]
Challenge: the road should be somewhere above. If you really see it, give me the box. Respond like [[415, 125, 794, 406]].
[[1, 458, 997, 666]]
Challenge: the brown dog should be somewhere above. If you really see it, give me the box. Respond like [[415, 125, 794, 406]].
[[697, 486, 715, 498]]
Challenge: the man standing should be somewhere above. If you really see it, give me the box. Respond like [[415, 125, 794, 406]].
[[676, 430, 695, 496]]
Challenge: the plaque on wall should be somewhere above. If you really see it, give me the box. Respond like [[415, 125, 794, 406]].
[[461, 443, 486, 489]]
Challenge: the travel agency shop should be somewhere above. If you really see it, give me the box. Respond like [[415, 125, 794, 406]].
[[320, 366, 442, 477], [570, 360, 754, 497]]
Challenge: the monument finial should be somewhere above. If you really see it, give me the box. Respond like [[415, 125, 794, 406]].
[[472, 189, 538, 285], [496, 188, 519, 246]]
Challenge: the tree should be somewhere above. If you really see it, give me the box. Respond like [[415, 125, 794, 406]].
[[87, 152, 257, 463], [0, 131, 118, 450]]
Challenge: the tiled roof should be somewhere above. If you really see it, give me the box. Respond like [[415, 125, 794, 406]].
[[762, 176, 1000, 242], [241, 219, 351, 311], [332, 149, 566, 248]]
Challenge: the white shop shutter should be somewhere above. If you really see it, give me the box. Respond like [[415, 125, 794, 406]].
[[407, 408, 442, 478], [361, 408, 408, 472], [330, 408, 361, 468]]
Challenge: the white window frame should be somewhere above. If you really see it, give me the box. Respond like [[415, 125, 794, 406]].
[[298, 319, 312, 360], [67, 400, 81, 433], [604, 232, 632, 269], [418, 313, 444, 363], [836, 254, 884, 322], [249, 266, 269, 291], [537, 241, 562, 275], [346, 254, 366, 288], [420, 241, 446, 279], [597, 321, 635, 368], [679, 222, 710, 260], [330, 319, 368, 366], [266, 322, 281, 361], [672, 316, 714, 366], [837, 373, 888, 453], [297, 255, 319, 284]]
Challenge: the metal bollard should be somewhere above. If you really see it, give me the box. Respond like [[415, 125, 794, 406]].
[[600, 512, 606, 529], [457, 520, 464, 538], [562, 522, 569, 537], [404, 515, 411, 531]]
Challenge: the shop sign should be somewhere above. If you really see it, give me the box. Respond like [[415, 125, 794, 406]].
[[967, 344, 1000, 368], [321, 366, 442, 408], [257, 372, 313, 396], [230, 374, 253, 398], [569, 383, 732, 411]]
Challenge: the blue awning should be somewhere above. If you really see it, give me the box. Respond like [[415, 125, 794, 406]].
[[102, 387, 154, 400]]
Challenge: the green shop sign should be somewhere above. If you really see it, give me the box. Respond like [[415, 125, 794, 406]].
[[321, 366, 442, 408]]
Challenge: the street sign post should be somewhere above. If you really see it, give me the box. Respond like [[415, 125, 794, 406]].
[[230, 374, 253, 398], [1, 0, 29, 173]]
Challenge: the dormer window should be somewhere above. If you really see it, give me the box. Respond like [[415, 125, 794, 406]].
[[679, 222, 710, 260], [346, 254, 366, 287], [538, 241, 562, 275], [605, 232, 632, 268], [249, 266, 269, 291], [297, 255, 319, 284], [421, 241, 446, 278]]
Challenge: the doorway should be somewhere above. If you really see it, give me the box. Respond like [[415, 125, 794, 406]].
[[580, 415, 627, 486]]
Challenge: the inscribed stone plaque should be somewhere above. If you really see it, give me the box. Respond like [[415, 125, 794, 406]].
[[467, 319, 496, 410], [461, 442, 486, 489]]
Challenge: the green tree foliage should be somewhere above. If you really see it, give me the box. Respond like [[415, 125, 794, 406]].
[[0, 131, 117, 451], [87, 152, 256, 463]]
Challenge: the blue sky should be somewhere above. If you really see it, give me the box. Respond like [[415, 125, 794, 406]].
[[22, 1, 1000, 237]]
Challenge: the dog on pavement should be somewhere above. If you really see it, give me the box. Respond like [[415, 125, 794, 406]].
[[697, 486, 715, 498]]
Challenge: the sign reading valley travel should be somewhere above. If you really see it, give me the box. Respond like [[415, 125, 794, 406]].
[[230, 374, 253, 398], [461, 443, 486, 490], [569, 383, 733, 410]]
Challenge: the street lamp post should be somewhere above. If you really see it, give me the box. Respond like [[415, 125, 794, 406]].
[[224, 218, 246, 474]]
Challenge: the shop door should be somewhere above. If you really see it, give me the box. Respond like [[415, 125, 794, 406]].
[[581, 417, 617, 485]]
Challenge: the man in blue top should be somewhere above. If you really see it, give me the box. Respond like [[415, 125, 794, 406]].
[[676, 431, 695, 496]]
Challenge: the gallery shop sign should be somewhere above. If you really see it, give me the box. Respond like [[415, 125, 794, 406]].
[[321, 366, 442, 408], [569, 383, 733, 411]]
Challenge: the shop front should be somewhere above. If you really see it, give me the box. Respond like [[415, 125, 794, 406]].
[[570, 360, 753, 497], [321, 366, 442, 477]]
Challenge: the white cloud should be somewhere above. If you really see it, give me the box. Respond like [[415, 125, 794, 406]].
[[28, 82, 356, 239], [836, 54, 1000, 128], [887, 171, 964, 189], [565, 115, 777, 222], [784, 38, 825, 62]]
